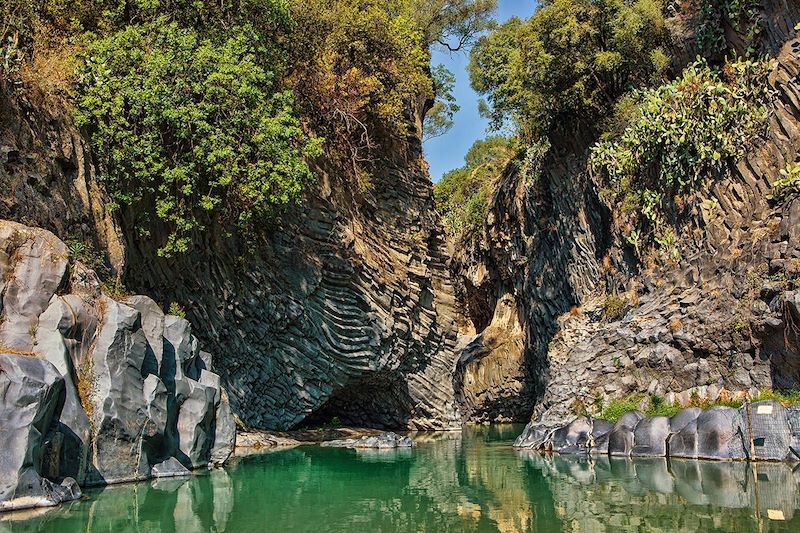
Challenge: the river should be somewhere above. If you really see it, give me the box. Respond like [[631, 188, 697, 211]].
[[2, 425, 799, 532]]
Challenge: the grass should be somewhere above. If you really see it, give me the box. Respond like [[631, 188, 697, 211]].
[[0, 345, 39, 357], [596, 389, 800, 422]]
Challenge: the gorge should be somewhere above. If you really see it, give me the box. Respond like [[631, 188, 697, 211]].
[[2, 0, 800, 529]]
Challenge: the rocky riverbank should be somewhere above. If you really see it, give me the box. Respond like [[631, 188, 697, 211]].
[[515, 399, 800, 462]]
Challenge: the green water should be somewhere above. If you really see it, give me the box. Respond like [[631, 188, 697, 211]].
[[3, 425, 800, 532]]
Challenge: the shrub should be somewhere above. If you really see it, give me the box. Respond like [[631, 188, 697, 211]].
[[75, 20, 322, 256], [603, 294, 627, 321], [591, 58, 774, 250], [601, 393, 645, 422], [168, 302, 186, 318], [769, 162, 800, 203]]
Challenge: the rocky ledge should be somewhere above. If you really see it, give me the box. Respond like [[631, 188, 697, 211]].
[[515, 400, 800, 462], [0, 220, 235, 512], [320, 432, 413, 449]]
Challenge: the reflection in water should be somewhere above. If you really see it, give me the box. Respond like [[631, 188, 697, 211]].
[[2, 426, 799, 532]]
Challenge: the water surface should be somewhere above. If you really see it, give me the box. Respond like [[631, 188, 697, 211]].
[[2, 425, 799, 532]]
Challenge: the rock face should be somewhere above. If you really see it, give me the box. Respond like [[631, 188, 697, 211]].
[[515, 401, 800, 463], [0, 354, 82, 511], [119, 158, 462, 431], [0, 220, 235, 511], [2, 73, 462, 430], [449, 2, 800, 424]]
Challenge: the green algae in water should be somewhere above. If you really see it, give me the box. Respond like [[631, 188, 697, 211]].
[[3, 425, 800, 532]]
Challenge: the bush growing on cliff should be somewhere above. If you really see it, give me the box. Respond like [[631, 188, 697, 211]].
[[769, 162, 800, 203], [75, 20, 321, 256], [591, 58, 774, 250]]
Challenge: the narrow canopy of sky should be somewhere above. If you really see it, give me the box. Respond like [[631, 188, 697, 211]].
[[424, 0, 538, 183]]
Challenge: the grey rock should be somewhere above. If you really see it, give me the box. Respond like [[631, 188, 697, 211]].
[[151, 457, 191, 479], [0, 354, 74, 509], [669, 407, 748, 460], [742, 400, 792, 461], [321, 432, 413, 449], [608, 411, 644, 456], [631, 416, 671, 457], [89, 297, 162, 483], [0, 222, 68, 352], [176, 377, 217, 467], [210, 388, 236, 465], [551, 417, 594, 454], [788, 405, 800, 461]]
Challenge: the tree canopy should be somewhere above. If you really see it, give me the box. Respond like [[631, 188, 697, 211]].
[[469, 0, 671, 139]]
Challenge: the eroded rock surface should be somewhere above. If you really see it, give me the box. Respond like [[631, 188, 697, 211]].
[[0, 221, 235, 511], [516, 401, 800, 462]]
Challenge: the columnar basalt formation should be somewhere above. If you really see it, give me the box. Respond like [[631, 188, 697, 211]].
[[1, 72, 463, 430], [0, 220, 234, 511], [450, 2, 800, 426]]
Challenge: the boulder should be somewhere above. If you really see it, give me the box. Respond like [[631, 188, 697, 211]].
[[668, 407, 748, 460], [513, 422, 558, 450], [210, 388, 236, 466], [631, 416, 671, 457], [607, 410, 644, 456], [176, 376, 217, 467], [34, 296, 94, 484], [88, 298, 162, 483], [0, 222, 68, 351], [0, 354, 81, 511], [551, 417, 593, 454], [740, 400, 792, 461]]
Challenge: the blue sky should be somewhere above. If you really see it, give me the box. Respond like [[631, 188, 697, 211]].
[[424, 0, 537, 182]]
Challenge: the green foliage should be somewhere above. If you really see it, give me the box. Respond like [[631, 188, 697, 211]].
[[592, 58, 773, 250], [65, 236, 107, 276], [601, 393, 644, 422], [769, 162, 800, 203], [643, 394, 681, 417], [696, 0, 764, 57], [408, 0, 497, 51], [752, 388, 800, 406], [469, 0, 671, 139], [603, 294, 627, 321], [10, 0, 494, 254], [424, 64, 460, 140], [434, 136, 513, 235], [168, 302, 186, 318], [518, 137, 550, 184], [75, 20, 321, 256]]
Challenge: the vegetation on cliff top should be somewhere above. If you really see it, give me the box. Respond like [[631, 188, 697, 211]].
[[1, 0, 496, 255], [434, 135, 513, 235], [435, 0, 777, 246]]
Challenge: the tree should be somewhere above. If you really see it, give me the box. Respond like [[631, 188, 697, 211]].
[[469, 0, 671, 140], [75, 19, 321, 256], [407, 0, 498, 51], [424, 64, 460, 140], [434, 135, 513, 235]]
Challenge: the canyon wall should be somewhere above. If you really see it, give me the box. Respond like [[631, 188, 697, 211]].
[[0, 83, 463, 430], [450, 1, 800, 425]]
